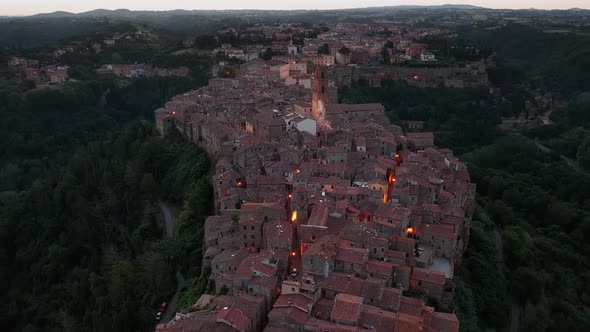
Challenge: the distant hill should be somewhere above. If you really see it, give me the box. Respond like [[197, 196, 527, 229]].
[[29, 5, 484, 19], [26, 5, 590, 20]]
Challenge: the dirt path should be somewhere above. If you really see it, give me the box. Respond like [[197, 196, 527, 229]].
[[158, 201, 186, 323], [495, 227, 520, 332]]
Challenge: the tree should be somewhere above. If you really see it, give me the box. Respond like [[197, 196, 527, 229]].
[[318, 43, 330, 55], [380, 47, 390, 64], [577, 136, 590, 171], [512, 267, 545, 305], [141, 173, 159, 204], [338, 46, 351, 55], [261, 48, 275, 60]]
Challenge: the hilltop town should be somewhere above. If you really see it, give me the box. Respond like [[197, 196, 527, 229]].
[[154, 22, 477, 332], [4, 5, 590, 332]]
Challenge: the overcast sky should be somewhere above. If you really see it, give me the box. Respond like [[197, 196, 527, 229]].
[[2, 0, 589, 16]]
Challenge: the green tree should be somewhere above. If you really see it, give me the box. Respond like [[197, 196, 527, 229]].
[[141, 173, 159, 204], [577, 136, 590, 171]]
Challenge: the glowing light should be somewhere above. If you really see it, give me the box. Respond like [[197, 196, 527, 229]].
[[171, 110, 176, 116], [288, 194, 292, 199], [413, 75, 419, 80], [291, 211, 298, 222], [291, 251, 296, 256], [237, 181, 243, 187], [295, 169, 300, 174], [407, 227, 415, 235]]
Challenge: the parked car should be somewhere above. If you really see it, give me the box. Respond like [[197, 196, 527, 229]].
[[154, 311, 162, 322]]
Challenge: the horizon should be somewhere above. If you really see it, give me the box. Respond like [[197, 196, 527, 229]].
[[2, 1, 589, 16]]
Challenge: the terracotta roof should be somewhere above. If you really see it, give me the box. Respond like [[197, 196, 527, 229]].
[[336, 246, 368, 265], [395, 312, 422, 332], [378, 287, 402, 310], [216, 307, 251, 331], [249, 275, 278, 290], [374, 203, 410, 221], [359, 304, 397, 331], [400, 296, 425, 316], [312, 298, 335, 320], [360, 278, 385, 301], [321, 272, 363, 296], [331, 293, 363, 323], [274, 294, 314, 313], [420, 223, 457, 240], [412, 267, 446, 286], [367, 259, 394, 277], [430, 312, 460, 332], [252, 261, 277, 277]]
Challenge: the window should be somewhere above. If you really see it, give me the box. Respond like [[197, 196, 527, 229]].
[[251, 235, 255, 239], [418, 281, 422, 286], [292, 288, 295, 292], [243, 235, 247, 239], [251, 226, 255, 230], [243, 226, 246, 230], [312, 235, 316, 240]]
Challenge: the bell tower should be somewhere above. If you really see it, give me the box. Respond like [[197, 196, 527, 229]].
[[312, 66, 338, 123]]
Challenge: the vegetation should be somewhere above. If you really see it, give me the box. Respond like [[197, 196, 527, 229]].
[[465, 24, 590, 97], [0, 120, 211, 331], [463, 135, 590, 331], [339, 80, 502, 154], [1, 38, 212, 330], [0, 76, 205, 192], [454, 209, 510, 332]]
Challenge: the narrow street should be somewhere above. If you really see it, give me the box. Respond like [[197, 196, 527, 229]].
[[286, 192, 302, 280], [158, 201, 186, 323]]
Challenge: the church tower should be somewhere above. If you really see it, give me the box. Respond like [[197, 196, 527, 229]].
[[312, 66, 338, 124]]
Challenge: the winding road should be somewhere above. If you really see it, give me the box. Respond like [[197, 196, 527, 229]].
[[158, 202, 186, 323], [534, 140, 589, 176]]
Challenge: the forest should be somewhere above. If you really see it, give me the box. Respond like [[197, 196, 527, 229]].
[[0, 121, 212, 331], [463, 135, 590, 331], [0, 51, 213, 330]]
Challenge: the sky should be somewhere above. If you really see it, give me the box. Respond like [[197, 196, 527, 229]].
[[2, 0, 589, 16]]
